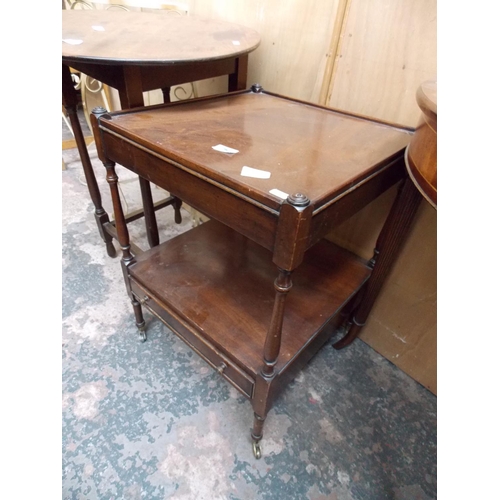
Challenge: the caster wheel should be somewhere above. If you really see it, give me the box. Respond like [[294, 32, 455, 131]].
[[140, 331, 147, 342], [252, 441, 262, 459]]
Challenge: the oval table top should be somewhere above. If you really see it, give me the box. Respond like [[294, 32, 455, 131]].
[[62, 10, 261, 66]]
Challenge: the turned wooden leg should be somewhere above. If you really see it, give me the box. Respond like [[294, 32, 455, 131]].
[[261, 269, 293, 378], [62, 65, 116, 257], [104, 158, 146, 342], [250, 268, 293, 458], [92, 108, 148, 342], [333, 177, 423, 349]]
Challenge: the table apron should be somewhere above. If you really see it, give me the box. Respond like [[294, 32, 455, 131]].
[[63, 57, 240, 93], [102, 130, 278, 252], [309, 156, 406, 247]]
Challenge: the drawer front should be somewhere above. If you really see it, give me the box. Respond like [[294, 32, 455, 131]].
[[129, 278, 255, 399]]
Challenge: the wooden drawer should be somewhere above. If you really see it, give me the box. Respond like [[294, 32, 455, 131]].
[[129, 278, 255, 399]]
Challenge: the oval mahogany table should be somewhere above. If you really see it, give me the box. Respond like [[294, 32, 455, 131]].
[[62, 9, 261, 256]]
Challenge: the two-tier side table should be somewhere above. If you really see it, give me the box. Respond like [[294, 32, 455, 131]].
[[91, 86, 418, 458]]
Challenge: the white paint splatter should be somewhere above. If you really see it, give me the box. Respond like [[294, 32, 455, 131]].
[[72, 381, 108, 420], [337, 470, 351, 486]]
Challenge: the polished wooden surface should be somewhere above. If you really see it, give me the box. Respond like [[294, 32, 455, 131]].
[[129, 219, 370, 378], [92, 89, 414, 456], [62, 10, 261, 65], [101, 91, 412, 211], [405, 80, 437, 207], [63, 9, 260, 256]]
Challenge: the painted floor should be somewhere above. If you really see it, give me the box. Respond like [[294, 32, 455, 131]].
[[62, 139, 437, 500]]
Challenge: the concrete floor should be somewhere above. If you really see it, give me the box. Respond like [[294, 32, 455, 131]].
[[62, 130, 437, 499]]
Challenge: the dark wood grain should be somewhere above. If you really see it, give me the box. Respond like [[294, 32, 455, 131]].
[[128, 220, 371, 378], [62, 10, 260, 65], [93, 89, 416, 456], [333, 177, 422, 349], [63, 10, 260, 256], [100, 91, 412, 212]]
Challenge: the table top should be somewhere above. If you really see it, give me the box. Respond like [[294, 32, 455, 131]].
[[99, 90, 412, 211], [62, 10, 261, 66], [417, 80, 437, 119], [406, 80, 437, 207]]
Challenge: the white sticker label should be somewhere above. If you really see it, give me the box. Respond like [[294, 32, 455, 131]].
[[212, 144, 239, 154], [240, 166, 271, 179], [62, 38, 83, 45], [232, 40, 241, 46], [269, 188, 289, 200], [92, 25, 105, 31]]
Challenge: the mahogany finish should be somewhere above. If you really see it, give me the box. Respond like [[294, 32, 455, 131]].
[[333, 81, 437, 349], [128, 220, 371, 377], [62, 10, 260, 255], [62, 11, 260, 65], [405, 80, 437, 207], [333, 177, 423, 349], [92, 88, 415, 457]]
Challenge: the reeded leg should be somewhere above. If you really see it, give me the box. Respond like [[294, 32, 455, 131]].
[[334, 177, 422, 349]]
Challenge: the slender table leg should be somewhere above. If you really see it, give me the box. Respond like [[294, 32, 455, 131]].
[[120, 67, 160, 248], [161, 87, 171, 103], [251, 268, 293, 458], [160, 86, 184, 224], [92, 107, 147, 341], [138, 177, 160, 248], [333, 177, 423, 349], [228, 55, 249, 91], [62, 64, 116, 257]]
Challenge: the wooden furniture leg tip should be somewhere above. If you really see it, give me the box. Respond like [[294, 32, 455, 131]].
[[106, 241, 117, 258], [332, 322, 360, 350]]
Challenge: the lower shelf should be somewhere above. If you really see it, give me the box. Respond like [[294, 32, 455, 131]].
[[128, 220, 371, 397]]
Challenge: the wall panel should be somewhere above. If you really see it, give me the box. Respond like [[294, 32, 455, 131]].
[[327, 0, 437, 127], [325, 0, 437, 393], [188, 0, 341, 102]]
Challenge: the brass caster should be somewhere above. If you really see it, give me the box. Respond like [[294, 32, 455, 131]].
[[252, 440, 262, 459], [140, 330, 147, 342]]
